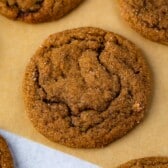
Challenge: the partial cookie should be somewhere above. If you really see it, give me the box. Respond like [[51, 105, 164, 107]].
[[0, 0, 83, 23], [23, 27, 152, 148], [119, 0, 168, 44], [0, 135, 14, 168], [118, 157, 168, 168]]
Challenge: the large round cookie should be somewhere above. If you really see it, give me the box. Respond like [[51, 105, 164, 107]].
[[0, 0, 83, 23], [23, 27, 152, 148], [119, 0, 168, 44], [118, 157, 168, 168], [0, 135, 14, 168]]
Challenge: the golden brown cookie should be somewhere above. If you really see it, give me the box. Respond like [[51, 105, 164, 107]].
[[0, 135, 14, 168], [119, 0, 168, 44], [23, 27, 152, 148], [117, 157, 168, 168], [0, 0, 83, 23]]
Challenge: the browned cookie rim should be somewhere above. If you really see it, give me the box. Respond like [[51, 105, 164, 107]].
[[0, 135, 14, 168], [23, 27, 152, 148], [119, 0, 168, 44], [0, 0, 83, 23], [117, 157, 168, 168]]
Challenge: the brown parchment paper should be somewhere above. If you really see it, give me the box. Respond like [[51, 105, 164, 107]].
[[0, 0, 168, 167]]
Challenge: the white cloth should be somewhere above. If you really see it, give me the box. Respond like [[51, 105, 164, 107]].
[[0, 129, 99, 168]]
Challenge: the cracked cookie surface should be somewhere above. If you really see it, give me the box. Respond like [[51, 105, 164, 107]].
[[118, 157, 168, 168], [0, 0, 83, 23], [0, 135, 14, 168], [23, 27, 152, 148], [119, 0, 168, 44]]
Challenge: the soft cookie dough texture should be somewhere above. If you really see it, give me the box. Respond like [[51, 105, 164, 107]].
[[0, 135, 14, 168], [119, 0, 168, 44], [23, 27, 152, 148], [0, 0, 83, 23], [117, 157, 168, 168]]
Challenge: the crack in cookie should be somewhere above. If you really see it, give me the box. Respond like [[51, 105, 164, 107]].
[[5, 0, 43, 12], [23, 27, 152, 148]]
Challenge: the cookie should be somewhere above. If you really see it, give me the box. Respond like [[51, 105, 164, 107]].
[[0, 0, 83, 23], [0, 135, 14, 168], [23, 27, 152, 148], [118, 157, 168, 168], [119, 0, 168, 44]]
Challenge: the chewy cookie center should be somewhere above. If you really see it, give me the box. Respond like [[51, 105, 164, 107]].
[[4, 0, 44, 12], [36, 41, 121, 116]]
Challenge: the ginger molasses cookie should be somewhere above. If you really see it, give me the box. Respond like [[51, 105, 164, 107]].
[[0, 0, 83, 23], [118, 157, 168, 168], [0, 135, 14, 168], [23, 27, 152, 148], [119, 0, 168, 44]]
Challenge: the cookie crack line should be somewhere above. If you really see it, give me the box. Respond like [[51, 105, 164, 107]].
[[36, 62, 123, 134], [6, 0, 44, 13], [34, 46, 122, 116], [34, 32, 123, 115]]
